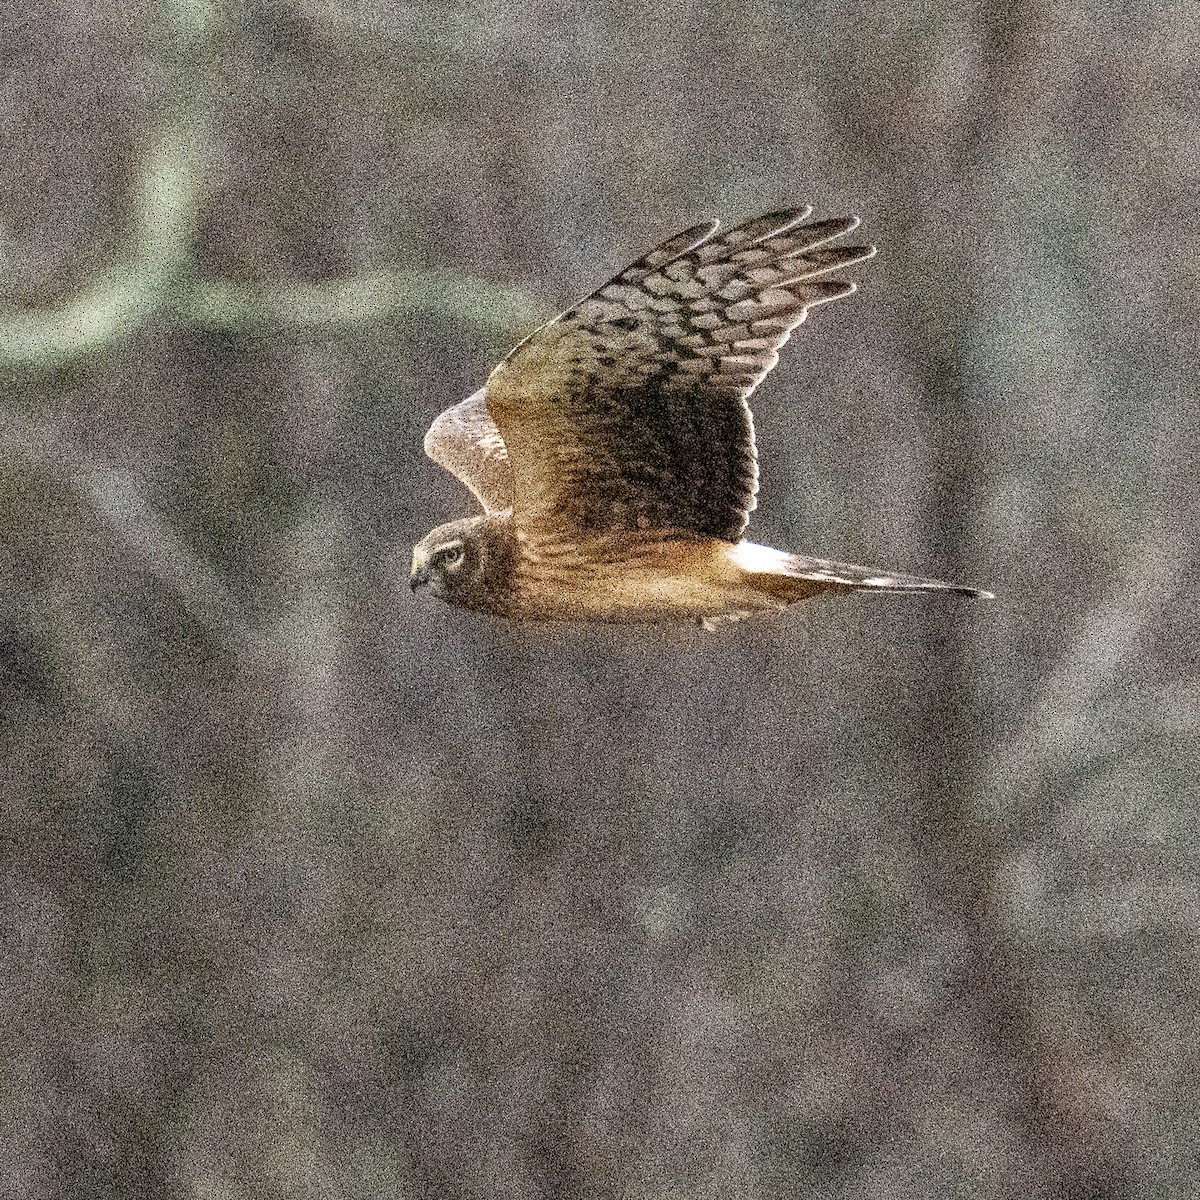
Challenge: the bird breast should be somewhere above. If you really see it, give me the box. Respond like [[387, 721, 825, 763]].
[[505, 531, 775, 624]]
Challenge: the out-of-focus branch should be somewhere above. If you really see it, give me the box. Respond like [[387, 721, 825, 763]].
[[0, 125, 540, 371], [0, 197, 540, 372], [178, 269, 541, 336], [2, 410, 274, 664], [0, 129, 205, 368], [982, 504, 1195, 826], [0, 0, 214, 369], [0, 0, 541, 371]]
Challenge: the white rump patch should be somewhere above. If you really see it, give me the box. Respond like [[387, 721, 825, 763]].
[[730, 542, 794, 574]]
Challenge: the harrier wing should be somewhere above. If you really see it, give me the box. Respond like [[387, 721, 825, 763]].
[[485, 208, 875, 542], [423, 388, 513, 514]]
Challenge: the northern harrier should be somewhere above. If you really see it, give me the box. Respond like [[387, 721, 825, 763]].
[[412, 207, 991, 627]]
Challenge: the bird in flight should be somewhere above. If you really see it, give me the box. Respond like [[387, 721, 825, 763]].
[[412, 206, 991, 628]]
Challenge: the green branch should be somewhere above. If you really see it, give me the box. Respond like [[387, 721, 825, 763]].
[[0, 117, 540, 371], [177, 269, 542, 337], [0, 127, 204, 369], [0, 0, 542, 374]]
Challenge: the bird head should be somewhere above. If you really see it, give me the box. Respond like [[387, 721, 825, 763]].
[[410, 517, 486, 604]]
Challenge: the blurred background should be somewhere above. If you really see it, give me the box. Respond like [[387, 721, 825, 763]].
[[2, 1, 1197, 1196]]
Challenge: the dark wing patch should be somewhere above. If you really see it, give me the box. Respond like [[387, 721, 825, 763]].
[[485, 207, 875, 542], [423, 388, 513, 513]]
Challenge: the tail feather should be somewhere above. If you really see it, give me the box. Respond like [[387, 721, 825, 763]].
[[781, 553, 994, 600], [731, 543, 993, 603]]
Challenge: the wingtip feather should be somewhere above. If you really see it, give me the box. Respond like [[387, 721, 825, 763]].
[[741, 205, 816, 244]]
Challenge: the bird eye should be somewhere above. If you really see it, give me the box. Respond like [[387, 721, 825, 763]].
[[437, 544, 464, 568]]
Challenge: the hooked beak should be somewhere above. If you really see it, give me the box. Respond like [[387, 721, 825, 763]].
[[410, 563, 431, 592]]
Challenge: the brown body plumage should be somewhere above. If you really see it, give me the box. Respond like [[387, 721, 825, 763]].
[[411, 207, 991, 626]]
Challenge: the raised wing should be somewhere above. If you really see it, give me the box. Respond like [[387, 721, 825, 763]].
[[485, 207, 875, 542], [423, 388, 513, 514]]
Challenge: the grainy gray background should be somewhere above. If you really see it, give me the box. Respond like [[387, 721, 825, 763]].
[[2, 2, 1197, 1197]]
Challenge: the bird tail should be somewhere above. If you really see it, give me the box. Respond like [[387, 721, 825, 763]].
[[733, 543, 993, 603]]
